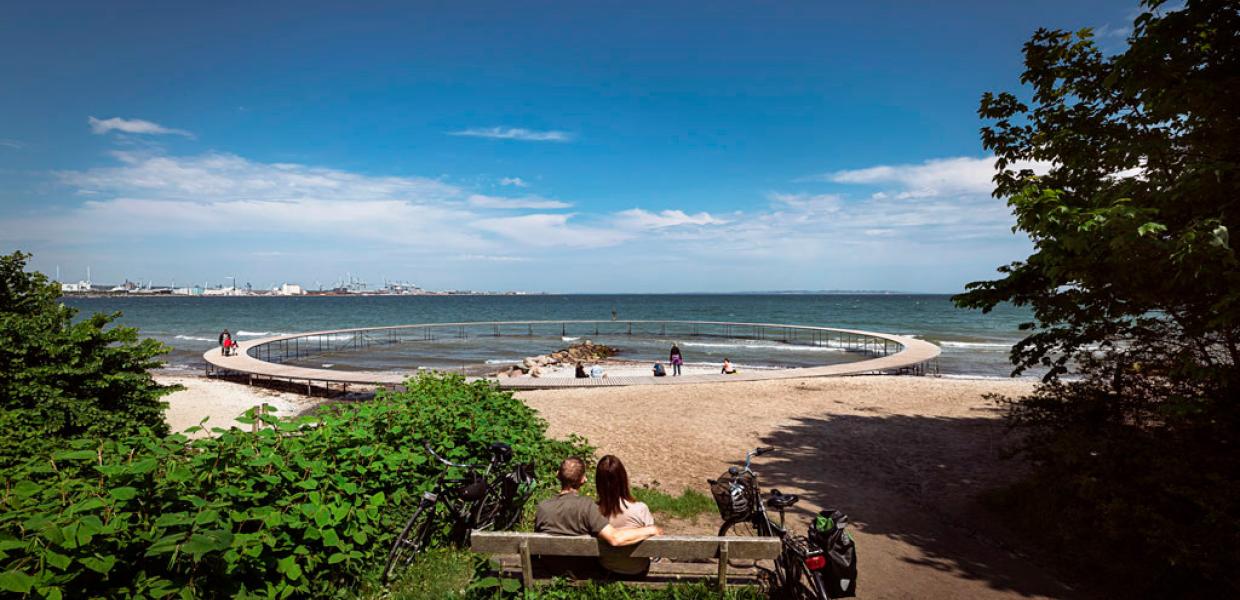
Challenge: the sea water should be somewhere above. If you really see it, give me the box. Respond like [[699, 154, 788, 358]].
[[64, 294, 1033, 378]]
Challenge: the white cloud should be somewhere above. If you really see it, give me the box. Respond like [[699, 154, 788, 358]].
[[88, 116, 195, 138], [448, 127, 573, 142], [467, 194, 571, 209], [813, 156, 1049, 199], [0, 139, 23, 149], [500, 177, 529, 187], [615, 208, 727, 229], [473, 213, 630, 248], [456, 254, 530, 263]]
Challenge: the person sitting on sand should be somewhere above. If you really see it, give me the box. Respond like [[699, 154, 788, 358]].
[[575, 362, 589, 379], [533, 457, 662, 578], [721, 358, 738, 375], [652, 363, 666, 377], [595, 455, 657, 578], [590, 363, 606, 378]]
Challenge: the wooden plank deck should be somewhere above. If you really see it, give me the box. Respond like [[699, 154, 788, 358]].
[[203, 320, 941, 390]]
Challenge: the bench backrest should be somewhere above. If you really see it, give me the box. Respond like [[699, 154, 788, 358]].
[[470, 531, 781, 560]]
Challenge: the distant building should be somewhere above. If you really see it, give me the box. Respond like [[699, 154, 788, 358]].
[[277, 283, 304, 296]]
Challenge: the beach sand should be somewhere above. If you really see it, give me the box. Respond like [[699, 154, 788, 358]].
[[157, 374, 320, 437], [160, 374, 1074, 598], [518, 376, 1076, 599]]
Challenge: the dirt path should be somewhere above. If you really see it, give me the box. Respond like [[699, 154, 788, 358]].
[[518, 376, 1078, 599]]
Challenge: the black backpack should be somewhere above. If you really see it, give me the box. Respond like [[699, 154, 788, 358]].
[[810, 509, 858, 597]]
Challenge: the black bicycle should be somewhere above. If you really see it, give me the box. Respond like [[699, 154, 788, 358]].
[[383, 442, 536, 583], [709, 447, 854, 599]]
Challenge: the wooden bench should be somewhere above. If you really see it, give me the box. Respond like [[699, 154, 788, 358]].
[[470, 531, 781, 589]]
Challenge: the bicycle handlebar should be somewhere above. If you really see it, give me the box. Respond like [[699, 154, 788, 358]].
[[424, 443, 481, 470]]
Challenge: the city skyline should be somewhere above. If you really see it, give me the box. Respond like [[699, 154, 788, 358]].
[[1, 1, 1139, 293]]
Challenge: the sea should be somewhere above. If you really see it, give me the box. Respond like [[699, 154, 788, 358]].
[[63, 294, 1033, 379]]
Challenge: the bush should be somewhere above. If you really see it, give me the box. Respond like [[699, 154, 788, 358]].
[[0, 251, 177, 471], [0, 373, 588, 598]]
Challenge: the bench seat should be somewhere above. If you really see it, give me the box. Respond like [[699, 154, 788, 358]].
[[470, 531, 781, 589]]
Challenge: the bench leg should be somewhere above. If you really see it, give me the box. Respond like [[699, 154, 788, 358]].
[[717, 541, 729, 589], [519, 540, 534, 590]]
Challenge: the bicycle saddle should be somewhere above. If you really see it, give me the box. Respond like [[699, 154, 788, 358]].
[[767, 489, 800, 509]]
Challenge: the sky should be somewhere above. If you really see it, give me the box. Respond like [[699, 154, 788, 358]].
[[0, 0, 1139, 293]]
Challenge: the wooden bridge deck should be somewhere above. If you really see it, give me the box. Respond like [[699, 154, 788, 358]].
[[203, 320, 941, 390]]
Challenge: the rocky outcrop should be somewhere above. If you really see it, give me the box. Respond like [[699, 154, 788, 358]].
[[493, 341, 618, 377]]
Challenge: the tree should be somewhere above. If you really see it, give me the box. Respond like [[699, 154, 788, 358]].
[[955, 1, 1239, 594], [0, 251, 177, 470]]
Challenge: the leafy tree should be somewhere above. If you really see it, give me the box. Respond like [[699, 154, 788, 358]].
[[0, 251, 176, 470], [955, 0, 1238, 594]]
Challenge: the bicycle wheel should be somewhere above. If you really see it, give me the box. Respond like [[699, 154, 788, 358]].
[[805, 569, 832, 600], [383, 503, 437, 583]]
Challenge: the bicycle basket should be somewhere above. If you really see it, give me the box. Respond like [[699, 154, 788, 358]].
[[711, 470, 758, 521]]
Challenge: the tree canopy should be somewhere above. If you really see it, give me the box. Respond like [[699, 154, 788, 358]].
[[956, 0, 1238, 382], [955, 1, 1239, 593], [0, 251, 177, 470]]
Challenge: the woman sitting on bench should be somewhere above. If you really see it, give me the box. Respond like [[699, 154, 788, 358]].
[[596, 455, 657, 578]]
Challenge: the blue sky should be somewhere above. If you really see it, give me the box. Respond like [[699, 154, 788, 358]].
[[0, 0, 1138, 292]]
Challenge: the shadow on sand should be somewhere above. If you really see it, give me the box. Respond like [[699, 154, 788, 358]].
[[751, 409, 1078, 598]]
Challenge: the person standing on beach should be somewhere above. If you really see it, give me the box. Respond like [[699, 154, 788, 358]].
[[218, 329, 232, 356], [669, 344, 683, 376]]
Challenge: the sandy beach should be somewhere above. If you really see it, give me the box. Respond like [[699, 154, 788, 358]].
[[519, 376, 1072, 599], [161, 373, 1073, 598], [157, 374, 321, 437]]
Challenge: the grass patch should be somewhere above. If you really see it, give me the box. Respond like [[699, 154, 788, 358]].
[[634, 487, 718, 521], [387, 548, 480, 599]]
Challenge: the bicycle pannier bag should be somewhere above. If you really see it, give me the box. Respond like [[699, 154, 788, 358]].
[[812, 509, 858, 597]]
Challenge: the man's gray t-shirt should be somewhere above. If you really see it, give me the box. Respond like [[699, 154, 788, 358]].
[[534, 492, 609, 536]]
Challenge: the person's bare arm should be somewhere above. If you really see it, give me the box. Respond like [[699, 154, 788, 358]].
[[598, 524, 663, 547]]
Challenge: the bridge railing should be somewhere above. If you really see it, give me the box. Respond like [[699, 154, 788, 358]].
[[244, 320, 907, 367]]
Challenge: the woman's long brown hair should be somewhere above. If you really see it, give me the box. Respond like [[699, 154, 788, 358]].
[[596, 455, 636, 518]]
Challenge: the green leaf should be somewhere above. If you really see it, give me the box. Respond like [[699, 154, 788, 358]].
[[52, 449, 98, 461], [327, 552, 347, 564], [43, 549, 71, 570], [321, 529, 340, 547], [1137, 221, 1167, 236], [109, 487, 139, 501], [368, 491, 385, 507], [501, 578, 521, 593], [80, 555, 116, 575], [0, 569, 35, 593]]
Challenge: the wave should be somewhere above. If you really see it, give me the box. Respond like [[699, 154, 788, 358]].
[[236, 330, 289, 337], [561, 336, 580, 342], [174, 335, 215, 342], [939, 341, 1014, 349], [681, 340, 842, 353], [485, 359, 519, 364]]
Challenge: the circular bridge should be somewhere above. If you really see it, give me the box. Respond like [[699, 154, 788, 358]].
[[203, 320, 940, 391]]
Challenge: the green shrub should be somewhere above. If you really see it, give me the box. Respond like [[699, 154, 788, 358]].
[[0, 373, 588, 598], [0, 251, 177, 471]]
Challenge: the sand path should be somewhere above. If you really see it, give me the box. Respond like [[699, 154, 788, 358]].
[[518, 376, 1078, 599]]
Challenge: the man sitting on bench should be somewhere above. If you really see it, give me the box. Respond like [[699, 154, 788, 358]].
[[533, 457, 663, 578]]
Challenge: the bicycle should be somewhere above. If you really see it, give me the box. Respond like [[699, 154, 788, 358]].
[[383, 442, 537, 583], [709, 446, 847, 599]]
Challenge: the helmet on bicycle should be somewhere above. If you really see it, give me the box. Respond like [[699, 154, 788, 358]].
[[490, 442, 513, 463]]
